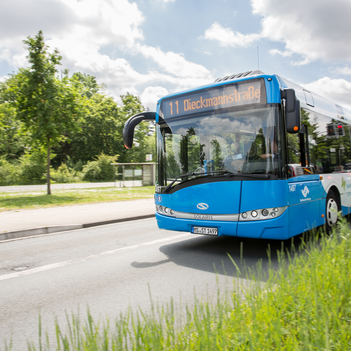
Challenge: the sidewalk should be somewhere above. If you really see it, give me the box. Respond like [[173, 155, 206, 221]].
[[0, 198, 155, 241]]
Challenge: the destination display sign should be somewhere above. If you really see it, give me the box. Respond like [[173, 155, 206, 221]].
[[160, 79, 266, 119]]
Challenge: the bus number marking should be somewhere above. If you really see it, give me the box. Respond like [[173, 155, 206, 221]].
[[289, 184, 296, 192], [169, 101, 179, 116]]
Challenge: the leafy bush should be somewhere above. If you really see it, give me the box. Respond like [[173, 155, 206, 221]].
[[82, 153, 117, 181], [0, 157, 19, 185], [51, 163, 81, 183], [81, 162, 101, 182], [18, 151, 46, 184], [65, 156, 84, 172], [0, 153, 118, 185], [0, 151, 47, 185]]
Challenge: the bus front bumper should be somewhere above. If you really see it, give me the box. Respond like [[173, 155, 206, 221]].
[[155, 210, 290, 240]]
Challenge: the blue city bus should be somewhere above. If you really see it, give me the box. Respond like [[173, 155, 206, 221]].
[[123, 70, 351, 239]]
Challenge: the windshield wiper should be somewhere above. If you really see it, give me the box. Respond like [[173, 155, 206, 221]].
[[236, 173, 270, 179], [164, 171, 226, 192], [164, 171, 270, 192], [214, 171, 270, 179]]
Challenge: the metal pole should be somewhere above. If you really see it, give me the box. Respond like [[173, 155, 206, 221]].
[[119, 165, 122, 187], [114, 165, 116, 187]]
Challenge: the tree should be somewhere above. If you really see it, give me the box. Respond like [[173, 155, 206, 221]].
[[0, 103, 25, 160], [72, 72, 101, 98], [3, 31, 85, 194], [52, 88, 152, 166], [55, 93, 120, 163], [117, 93, 150, 163]]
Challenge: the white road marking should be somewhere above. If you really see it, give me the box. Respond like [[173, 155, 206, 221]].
[[0, 233, 192, 282]]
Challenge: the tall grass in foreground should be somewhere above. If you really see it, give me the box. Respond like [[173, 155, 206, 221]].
[[4, 219, 351, 350]]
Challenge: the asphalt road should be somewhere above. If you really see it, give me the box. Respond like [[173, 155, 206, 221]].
[[0, 218, 292, 350]]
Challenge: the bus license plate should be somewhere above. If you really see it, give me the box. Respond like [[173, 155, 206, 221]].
[[192, 226, 218, 236]]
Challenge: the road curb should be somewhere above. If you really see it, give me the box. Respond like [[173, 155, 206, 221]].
[[82, 214, 155, 228], [0, 214, 155, 242], [0, 225, 83, 241]]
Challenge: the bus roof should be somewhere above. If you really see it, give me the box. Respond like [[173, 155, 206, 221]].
[[157, 70, 351, 125]]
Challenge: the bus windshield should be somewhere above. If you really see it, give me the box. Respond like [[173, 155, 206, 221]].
[[156, 105, 285, 187]]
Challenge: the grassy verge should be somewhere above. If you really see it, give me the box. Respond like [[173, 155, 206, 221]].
[[4, 219, 351, 350], [0, 186, 154, 212]]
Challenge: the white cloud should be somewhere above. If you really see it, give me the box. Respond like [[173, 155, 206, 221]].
[[0, 0, 76, 39], [333, 67, 351, 76], [270, 49, 292, 58], [60, 0, 144, 47], [136, 45, 211, 79], [203, 22, 260, 48], [0, 0, 214, 106], [302, 77, 351, 110], [140, 86, 169, 110], [203, 0, 351, 65], [0, 0, 144, 67], [0, 75, 10, 83]]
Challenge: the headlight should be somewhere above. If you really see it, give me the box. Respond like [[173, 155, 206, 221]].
[[239, 206, 287, 221], [155, 205, 175, 217], [261, 209, 269, 217]]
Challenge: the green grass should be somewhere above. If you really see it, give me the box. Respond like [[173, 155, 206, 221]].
[[3, 218, 351, 350], [0, 186, 155, 212]]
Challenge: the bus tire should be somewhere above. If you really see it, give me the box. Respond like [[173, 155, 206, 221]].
[[325, 190, 339, 234]]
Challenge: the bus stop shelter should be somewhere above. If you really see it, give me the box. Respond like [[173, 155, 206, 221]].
[[110, 163, 156, 187]]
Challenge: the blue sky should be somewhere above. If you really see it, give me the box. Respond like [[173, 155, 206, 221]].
[[1, 0, 351, 109]]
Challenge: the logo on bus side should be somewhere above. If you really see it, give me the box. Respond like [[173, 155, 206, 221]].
[[197, 203, 209, 210], [301, 186, 310, 198]]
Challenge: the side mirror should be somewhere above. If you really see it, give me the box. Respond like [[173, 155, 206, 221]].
[[282, 89, 301, 134], [123, 111, 156, 149]]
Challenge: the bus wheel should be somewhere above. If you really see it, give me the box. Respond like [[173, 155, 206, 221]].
[[325, 190, 339, 234]]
